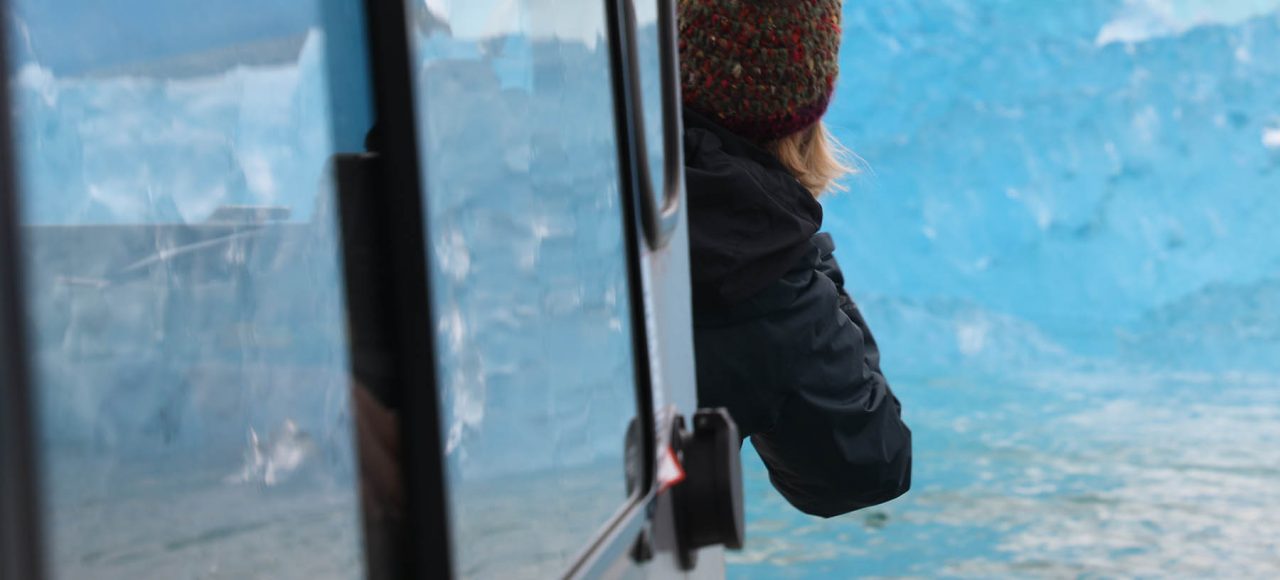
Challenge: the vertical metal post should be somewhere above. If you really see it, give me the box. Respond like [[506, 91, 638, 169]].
[[354, 1, 454, 578], [0, 0, 46, 574]]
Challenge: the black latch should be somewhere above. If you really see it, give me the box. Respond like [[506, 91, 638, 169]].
[[672, 408, 744, 570]]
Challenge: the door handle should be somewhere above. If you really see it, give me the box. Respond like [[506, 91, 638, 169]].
[[615, 0, 684, 249]]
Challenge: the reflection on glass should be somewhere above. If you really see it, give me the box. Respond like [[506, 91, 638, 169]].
[[634, 0, 668, 218], [8, 1, 365, 577], [405, 0, 640, 576]]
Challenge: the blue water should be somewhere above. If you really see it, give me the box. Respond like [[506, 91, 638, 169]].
[[729, 1, 1280, 577]]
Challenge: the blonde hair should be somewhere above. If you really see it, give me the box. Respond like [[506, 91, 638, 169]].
[[766, 122, 855, 197]]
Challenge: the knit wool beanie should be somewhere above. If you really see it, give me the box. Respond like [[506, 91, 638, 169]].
[[678, 0, 842, 143]]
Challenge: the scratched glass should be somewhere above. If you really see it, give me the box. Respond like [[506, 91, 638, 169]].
[[403, 0, 642, 576], [7, 0, 368, 577]]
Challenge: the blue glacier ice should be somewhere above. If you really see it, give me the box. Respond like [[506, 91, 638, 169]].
[[732, 2, 1280, 577], [822, 0, 1280, 372], [7, 0, 1280, 577], [12, 30, 333, 225], [8, 3, 368, 576]]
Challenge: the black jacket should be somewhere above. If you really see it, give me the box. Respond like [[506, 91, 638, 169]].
[[685, 109, 912, 518]]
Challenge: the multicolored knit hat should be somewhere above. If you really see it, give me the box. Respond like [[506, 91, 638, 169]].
[[678, 0, 843, 143]]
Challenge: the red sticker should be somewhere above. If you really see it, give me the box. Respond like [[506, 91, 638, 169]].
[[657, 445, 686, 493]]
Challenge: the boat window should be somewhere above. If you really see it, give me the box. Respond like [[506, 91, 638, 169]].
[[6, 0, 371, 577], [634, 0, 668, 239], [401, 0, 645, 576]]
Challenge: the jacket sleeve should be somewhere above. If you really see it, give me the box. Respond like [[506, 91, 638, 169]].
[[720, 235, 912, 518]]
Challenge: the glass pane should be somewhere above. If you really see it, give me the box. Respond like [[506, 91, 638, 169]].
[[404, 1, 641, 576], [634, 0, 666, 215], [7, 1, 369, 577]]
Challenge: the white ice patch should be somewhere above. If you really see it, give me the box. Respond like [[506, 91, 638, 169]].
[[445, 364, 487, 457], [424, 0, 451, 20], [226, 420, 316, 487], [1132, 105, 1162, 144], [956, 319, 991, 356], [435, 228, 472, 282], [418, 0, 618, 48], [1097, 0, 1280, 45], [1263, 127, 1280, 149], [14, 63, 58, 106], [240, 154, 278, 198], [439, 305, 468, 355]]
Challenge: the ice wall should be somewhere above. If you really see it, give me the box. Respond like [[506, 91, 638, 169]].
[[728, 4, 1280, 577], [11, 0, 1280, 461], [8, 13, 638, 485], [12, 30, 332, 225], [13, 0, 312, 76], [10, 28, 355, 470], [9, 3, 369, 574], [825, 0, 1280, 371]]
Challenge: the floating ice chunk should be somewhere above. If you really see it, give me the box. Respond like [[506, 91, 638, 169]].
[[226, 420, 316, 486], [263, 420, 315, 486], [226, 428, 267, 485]]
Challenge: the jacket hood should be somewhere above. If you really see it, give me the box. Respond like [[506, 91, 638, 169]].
[[684, 108, 824, 306]]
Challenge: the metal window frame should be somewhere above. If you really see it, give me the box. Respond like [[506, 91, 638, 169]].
[[0, 0, 47, 574], [0, 0, 688, 576], [562, 0, 664, 559], [565, 0, 685, 575], [617, 0, 685, 250], [353, 0, 682, 577], [353, 0, 456, 578]]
